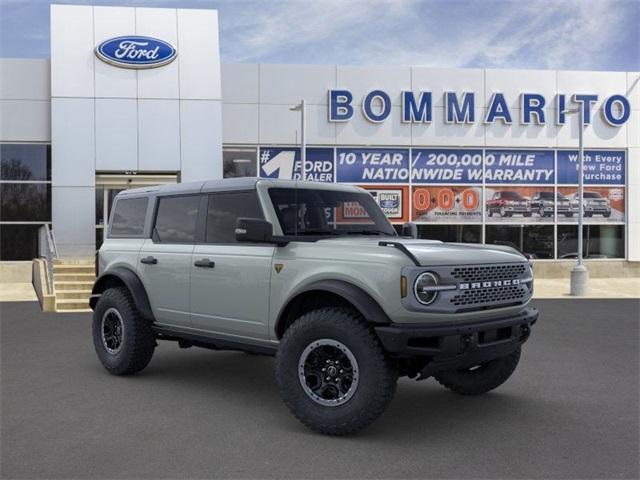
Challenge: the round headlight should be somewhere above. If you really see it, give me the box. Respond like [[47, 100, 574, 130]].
[[414, 272, 439, 305]]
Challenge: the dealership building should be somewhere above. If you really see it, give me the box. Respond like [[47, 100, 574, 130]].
[[1, 4, 639, 280]]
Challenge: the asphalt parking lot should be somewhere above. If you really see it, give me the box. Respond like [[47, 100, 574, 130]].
[[1, 299, 638, 479]]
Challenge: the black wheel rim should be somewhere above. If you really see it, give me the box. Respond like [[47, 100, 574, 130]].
[[101, 307, 124, 355], [298, 339, 359, 407]]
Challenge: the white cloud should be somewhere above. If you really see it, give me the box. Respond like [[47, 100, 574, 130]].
[[218, 0, 637, 71]]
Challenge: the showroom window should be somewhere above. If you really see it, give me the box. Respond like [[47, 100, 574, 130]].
[[485, 225, 554, 259], [223, 147, 257, 178], [0, 144, 51, 260], [418, 225, 481, 243], [557, 225, 624, 259]]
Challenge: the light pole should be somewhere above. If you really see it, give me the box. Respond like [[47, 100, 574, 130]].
[[564, 104, 588, 295], [289, 100, 306, 180]]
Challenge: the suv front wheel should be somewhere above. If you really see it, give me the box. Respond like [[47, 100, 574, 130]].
[[92, 287, 156, 375], [275, 307, 397, 435]]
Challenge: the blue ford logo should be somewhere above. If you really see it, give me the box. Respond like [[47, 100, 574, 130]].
[[380, 199, 398, 209], [95, 36, 177, 69]]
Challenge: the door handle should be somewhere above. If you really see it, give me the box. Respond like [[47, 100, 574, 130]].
[[140, 256, 157, 265], [194, 258, 215, 268]]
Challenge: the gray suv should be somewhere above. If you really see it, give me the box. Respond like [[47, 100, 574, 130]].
[[90, 178, 538, 435]]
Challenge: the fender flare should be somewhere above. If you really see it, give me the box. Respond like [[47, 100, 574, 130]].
[[275, 279, 391, 337], [89, 266, 154, 321]]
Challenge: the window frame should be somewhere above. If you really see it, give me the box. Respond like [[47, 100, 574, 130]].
[[150, 193, 203, 245], [201, 189, 266, 246], [107, 196, 150, 239]]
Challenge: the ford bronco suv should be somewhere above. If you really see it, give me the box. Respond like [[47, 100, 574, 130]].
[[90, 178, 538, 435]]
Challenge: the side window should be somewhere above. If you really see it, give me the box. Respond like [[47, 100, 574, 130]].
[[153, 195, 200, 244], [109, 197, 148, 237], [205, 191, 263, 244]]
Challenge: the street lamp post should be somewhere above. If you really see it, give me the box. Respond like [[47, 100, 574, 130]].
[[566, 104, 589, 295], [289, 100, 306, 180]]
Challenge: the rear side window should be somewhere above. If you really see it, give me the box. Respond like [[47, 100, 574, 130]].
[[154, 195, 200, 244], [110, 197, 148, 237], [205, 191, 263, 244]]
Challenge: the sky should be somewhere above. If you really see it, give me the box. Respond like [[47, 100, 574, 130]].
[[0, 0, 638, 71]]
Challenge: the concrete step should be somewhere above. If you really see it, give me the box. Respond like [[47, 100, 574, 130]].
[[55, 299, 90, 310], [55, 281, 94, 291], [56, 290, 92, 299], [53, 264, 95, 274], [53, 273, 95, 282], [53, 258, 94, 265]]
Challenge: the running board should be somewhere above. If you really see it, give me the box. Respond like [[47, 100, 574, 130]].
[[152, 325, 278, 356]]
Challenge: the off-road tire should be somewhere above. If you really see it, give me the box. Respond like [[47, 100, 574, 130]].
[[275, 307, 398, 435], [92, 287, 155, 375], [434, 348, 521, 395]]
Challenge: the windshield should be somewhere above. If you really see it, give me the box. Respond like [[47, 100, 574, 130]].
[[583, 192, 603, 198], [500, 191, 525, 200], [268, 187, 396, 237], [537, 192, 554, 200]]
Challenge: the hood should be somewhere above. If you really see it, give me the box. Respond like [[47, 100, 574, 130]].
[[315, 237, 526, 266]]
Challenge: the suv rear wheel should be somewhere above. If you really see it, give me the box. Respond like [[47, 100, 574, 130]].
[[92, 287, 155, 375], [275, 307, 397, 435], [434, 348, 521, 395]]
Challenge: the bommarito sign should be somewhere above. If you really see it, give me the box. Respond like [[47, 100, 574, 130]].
[[328, 90, 631, 127]]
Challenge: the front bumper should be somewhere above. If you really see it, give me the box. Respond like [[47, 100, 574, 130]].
[[585, 206, 611, 214], [375, 307, 538, 378], [504, 205, 530, 213]]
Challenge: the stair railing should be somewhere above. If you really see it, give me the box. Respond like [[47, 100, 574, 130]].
[[38, 224, 58, 293]]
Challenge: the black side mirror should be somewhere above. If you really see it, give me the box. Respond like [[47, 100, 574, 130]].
[[235, 218, 273, 243], [401, 222, 418, 239]]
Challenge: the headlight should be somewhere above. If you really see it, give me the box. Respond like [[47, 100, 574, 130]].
[[414, 272, 439, 305]]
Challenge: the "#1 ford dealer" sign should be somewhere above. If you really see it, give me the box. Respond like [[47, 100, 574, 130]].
[[95, 36, 177, 69]]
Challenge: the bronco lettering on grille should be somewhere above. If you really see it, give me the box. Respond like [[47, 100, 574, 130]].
[[459, 278, 520, 290]]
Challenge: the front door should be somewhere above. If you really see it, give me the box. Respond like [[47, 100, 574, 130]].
[[138, 194, 200, 328], [190, 191, 274, 340]]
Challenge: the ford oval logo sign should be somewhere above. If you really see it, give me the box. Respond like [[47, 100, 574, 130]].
[[95, 36, 177, 69]]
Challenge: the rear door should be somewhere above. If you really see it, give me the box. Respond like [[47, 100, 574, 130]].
[[138, 194, 200, 328], [190, 190, 274, 339]]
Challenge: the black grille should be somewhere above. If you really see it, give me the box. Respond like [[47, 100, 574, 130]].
[[451, 285, 527, 307], [451, 264, 527, 283]]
